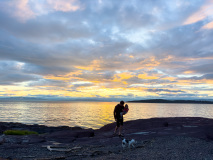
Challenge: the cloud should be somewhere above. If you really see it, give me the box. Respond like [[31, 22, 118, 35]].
[[159, 93, 208, 98], [0, 0, 213, 99], [0, 0, 83, 23], [146, 88, 185, 93], [47, 0, 82, 12], [184, 0, 213, 25], [0, 0, 35, 22], [202, 21, 213, 29], [0, 61, 40, 85], [28, 79, 69, 88]]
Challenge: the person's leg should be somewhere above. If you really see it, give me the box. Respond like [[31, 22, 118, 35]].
[[114, 119, 120, 134], [119, 125, 122, 135], [119, 118, 124, 136], [114, 126, 118, 134]]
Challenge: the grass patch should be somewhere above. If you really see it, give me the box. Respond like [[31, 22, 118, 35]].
[[3, 130, 38, 135]]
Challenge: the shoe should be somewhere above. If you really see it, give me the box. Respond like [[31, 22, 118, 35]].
[[119, 134, 124, 137]]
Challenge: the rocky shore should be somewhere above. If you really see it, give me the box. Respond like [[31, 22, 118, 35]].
[[1, 117, 213, 159]]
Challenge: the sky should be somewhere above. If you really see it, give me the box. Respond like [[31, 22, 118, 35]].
[[0, 0, 213, 101]]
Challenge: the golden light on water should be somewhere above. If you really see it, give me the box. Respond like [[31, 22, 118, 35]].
[[1, 101, 213, 129]]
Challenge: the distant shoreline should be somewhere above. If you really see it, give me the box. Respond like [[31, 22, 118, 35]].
[[128, 99, 213, 104]]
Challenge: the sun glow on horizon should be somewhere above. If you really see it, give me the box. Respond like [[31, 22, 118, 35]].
[[0, 0, 213, 100]]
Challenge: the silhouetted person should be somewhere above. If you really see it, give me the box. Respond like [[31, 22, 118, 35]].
[[113, 101, 125, 137]]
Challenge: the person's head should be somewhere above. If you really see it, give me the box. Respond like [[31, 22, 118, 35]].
[[120, 101, 125, 106], [125, 104, 128, 108]]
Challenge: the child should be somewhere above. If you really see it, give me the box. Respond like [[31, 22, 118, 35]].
[[120, 104, 129, 119]]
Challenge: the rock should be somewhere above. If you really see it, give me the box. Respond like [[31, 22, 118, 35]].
[[3, 134, 45, 144], [36, 157, 66, 160], [0, 135, 5, 144], [71, 127, 83, 131], [163, 122, 169, 127], [46, 128, 94, 143], [22, 135, 46, 144], [90, 150, 106, 156], [204, 126, 213, 141], [76, 129, 94, 138], [4, 135, 22, 144], [22, 156, 36, 158], [0, 125, 7, 134]]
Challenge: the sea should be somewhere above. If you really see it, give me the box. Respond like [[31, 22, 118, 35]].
[[0, 101, 213, 129]]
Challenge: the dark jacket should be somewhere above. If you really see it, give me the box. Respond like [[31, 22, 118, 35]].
[[114, 104, 124, 119]]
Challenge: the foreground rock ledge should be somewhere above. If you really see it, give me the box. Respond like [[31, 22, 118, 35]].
[[1, 117, 213, 159]]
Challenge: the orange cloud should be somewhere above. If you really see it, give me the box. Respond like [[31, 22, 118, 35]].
[[113, 72, 134, 84], [183, 71, 194, 74], [47, 0, 82, 12], [138, 74, 158, 80], [144, 56, 161, 69], [44, 70, 82, 81], [205, 80, 213, 84], [2, 0, 35, 22], [162, 77, 176, 81], [129, 55, 134, 58], [202, 21, 213, 29], [184, 0, 213, 25], [75, 59, 101, 71]]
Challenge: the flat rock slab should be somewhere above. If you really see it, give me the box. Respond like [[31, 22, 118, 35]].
[[1, 117, 213, 159]]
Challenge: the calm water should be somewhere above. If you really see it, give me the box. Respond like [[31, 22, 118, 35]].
[[0, 101, 213, 129]]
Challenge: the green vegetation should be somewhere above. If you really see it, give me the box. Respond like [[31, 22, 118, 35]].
[[3, 130, 38, 135]]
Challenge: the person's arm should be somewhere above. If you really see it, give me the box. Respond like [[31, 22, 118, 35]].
[[114, 106, 117, 120]]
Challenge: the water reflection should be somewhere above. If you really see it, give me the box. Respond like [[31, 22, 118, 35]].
[[0, 101, 213, 129]]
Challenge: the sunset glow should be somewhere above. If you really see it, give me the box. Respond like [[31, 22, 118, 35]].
[[0, 0, 213, 101]]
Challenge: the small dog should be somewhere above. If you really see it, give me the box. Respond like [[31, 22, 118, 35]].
[[122, 138, 137, 148]]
